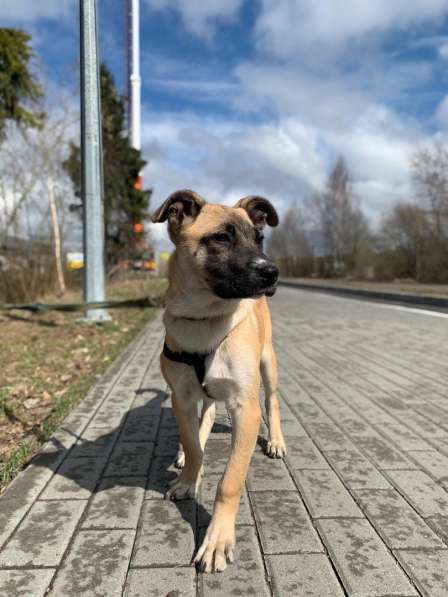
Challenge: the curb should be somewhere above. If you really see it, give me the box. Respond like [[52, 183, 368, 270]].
[[278, 280, 448, 312]]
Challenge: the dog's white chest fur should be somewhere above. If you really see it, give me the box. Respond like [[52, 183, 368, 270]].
[[203, 348, 242, 405]]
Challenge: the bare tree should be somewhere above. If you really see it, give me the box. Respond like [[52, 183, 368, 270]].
[[412, 143, 448, 238], [268, 203, 313, 277], [309, 156, 369, 276], [379, 203, 429, 281], [0, 96, 78, 295]]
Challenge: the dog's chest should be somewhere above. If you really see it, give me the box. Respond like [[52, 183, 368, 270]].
[[203, 349, 246, 405]]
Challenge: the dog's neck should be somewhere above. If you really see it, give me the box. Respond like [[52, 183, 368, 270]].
[[163, 251, 255, 353]]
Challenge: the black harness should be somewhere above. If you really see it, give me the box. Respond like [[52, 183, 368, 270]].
[[163, 342, 210, 386]]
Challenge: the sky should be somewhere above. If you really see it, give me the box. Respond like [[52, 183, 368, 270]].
[[3, 0, 448, 248]]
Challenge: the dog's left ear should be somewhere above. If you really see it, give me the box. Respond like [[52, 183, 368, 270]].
[[234, 196, 279, 228], [151, 190, 205, 230]]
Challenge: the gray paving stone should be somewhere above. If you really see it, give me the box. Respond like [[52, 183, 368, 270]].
[[5, 289, 448, 597], [385, 470, 448, 517], [427, 436, 448, 456], [0, 500, 85, 567], [82, 478, 145, 529], [124, 568, 196, 597], [250, 490, 323, 554], [203, 436, 232, 475], [0, 569, 55, 597], [59, 411, 91, 435], [154, 435, 180, 457], [293, 469, 363, 518], [354, 488, 445, 549], [284, 435, 330, 469], [131, 499, 195, 567], [427, 516, 448, 543], [72, 426, 118, 459], [267, 553, 345, 597], [325, 448, 390, 489], [247, 448, 295, 491], [199, 525, 270, 597], [49, 530, 135, 596], [104, 442, 154, 477], [303, 418, 353, 450], [377, 421, 432, 451], [145, 454, 179, 499], [40, 455, 108, 499], [351, 432, 417, 470], [407, 449, 448, 483], [318, 518, 418, 596], [0, 464, 54, 549], [397, 411, 448, 439], [396, 549, 448, 597]]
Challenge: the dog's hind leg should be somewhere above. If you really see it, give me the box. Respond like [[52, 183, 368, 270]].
[[166, 392, 203, 500], [199, 396, 216, 449], [261, 343, 286, 458], [175, 397, 216, 469]]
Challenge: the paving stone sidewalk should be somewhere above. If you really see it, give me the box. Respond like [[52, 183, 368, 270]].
[[1, 287, 448, 596]]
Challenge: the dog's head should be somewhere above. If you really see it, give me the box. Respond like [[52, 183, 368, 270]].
[[151, 189, 279, 299]]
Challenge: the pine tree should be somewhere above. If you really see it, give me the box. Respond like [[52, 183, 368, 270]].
[[0, 28, 44, 139], [64, 63, 151, 264]]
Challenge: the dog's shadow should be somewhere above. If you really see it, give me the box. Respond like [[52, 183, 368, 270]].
[[30, 386, 267, 557]]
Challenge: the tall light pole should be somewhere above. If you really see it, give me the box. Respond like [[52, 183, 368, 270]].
[[80, 0, 110, 322], [128, 0, 141, 150]]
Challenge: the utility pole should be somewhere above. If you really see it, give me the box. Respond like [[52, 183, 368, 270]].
[[127, 0, 141, 150], [80, 0, 110, 322]]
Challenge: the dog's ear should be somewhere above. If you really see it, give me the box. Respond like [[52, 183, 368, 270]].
[[151, 190, 205, 233], [234, 196, 279, 228]]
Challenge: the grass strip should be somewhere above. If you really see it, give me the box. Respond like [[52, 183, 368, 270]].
[[0, 307, 156, 493]]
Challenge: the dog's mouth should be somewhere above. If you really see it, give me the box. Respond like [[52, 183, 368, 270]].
[[263, 284, 277, 297], [211, 280, 278, 300]]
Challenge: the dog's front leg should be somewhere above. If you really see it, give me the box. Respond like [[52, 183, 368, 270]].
[[166, 392, 203, 500], [195, 394, 261, 572]]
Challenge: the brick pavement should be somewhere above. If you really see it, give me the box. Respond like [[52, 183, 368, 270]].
[[1, 287, 448, 596]]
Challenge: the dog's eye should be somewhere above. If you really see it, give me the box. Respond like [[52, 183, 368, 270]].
[[212, 232, 231, 243]]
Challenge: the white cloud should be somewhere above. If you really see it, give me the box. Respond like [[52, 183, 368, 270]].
[[0, 0, 76, 22], [255, 0, 448, 57], [142, 110, 327, 248], [144, 0, 243, 37], [439, 42, 448, 59], [134, 2, 448, 245], [436, 95, 448, 129], [141, 99, 427, 249]]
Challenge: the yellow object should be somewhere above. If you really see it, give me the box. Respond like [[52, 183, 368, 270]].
[[66, 252, 84, 270]]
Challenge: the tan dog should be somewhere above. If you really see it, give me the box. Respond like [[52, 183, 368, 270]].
[[151, 190, 286, 573]]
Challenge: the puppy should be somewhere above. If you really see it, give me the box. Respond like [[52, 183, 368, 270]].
[[151, 190, 286, 573]]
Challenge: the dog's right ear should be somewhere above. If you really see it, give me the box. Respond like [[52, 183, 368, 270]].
[[151, 190, 205, 234]]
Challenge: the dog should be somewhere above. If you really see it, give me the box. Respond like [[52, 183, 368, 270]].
[[151, 189, 286, 573]]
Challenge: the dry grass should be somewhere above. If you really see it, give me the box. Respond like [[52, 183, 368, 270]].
[[0, 275, 168, 493]]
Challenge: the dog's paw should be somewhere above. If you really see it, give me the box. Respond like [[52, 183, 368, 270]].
[[194, 516, 235, 573], [165, 475, 200, 500], [266, 438, 287, 458], [175, 449, 185, 469]]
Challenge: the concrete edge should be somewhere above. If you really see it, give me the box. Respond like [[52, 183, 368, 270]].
[[278, 280, 448, 312]]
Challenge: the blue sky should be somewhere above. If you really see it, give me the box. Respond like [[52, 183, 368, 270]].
[[3, 0, 448, 247]]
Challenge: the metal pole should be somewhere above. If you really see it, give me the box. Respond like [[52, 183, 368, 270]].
[[80, 0, 110, 322], [130, 0, 141, 150]]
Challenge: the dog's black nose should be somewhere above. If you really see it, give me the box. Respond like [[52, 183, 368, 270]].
[[249, 258, 279, 285]]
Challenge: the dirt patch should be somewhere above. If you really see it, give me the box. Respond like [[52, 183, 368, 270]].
[[0, 276, 168, 493]]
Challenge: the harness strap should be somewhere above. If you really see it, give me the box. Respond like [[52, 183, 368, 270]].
[[163, 342, 209, 385]]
